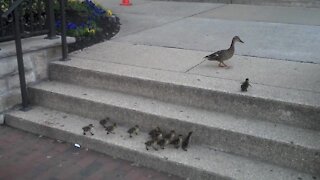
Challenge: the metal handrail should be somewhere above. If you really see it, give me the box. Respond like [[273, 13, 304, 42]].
[[2, 0, 68, 110]]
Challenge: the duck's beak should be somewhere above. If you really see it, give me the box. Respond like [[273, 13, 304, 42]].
[[239, 39, 244, 43]]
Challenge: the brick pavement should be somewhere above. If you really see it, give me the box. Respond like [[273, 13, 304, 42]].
[[0, 125, 183, 180]]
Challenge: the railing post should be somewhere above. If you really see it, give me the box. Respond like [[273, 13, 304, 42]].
[[13, 8, 29, 111], [60, 0, 68, 60], [45, 0, 58, 39]]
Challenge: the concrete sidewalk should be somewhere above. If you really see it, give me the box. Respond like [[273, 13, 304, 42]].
[[0, 125, 181, 180], [99, 0, 320, 63], [82, 0, 320, 102]]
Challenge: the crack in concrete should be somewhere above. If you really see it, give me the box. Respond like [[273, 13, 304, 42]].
[[185, 59, 206, 73]]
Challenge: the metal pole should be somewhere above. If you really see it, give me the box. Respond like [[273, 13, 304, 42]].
[[46, 0, 58, 39], [13, 9, 29, 110], [60, 0, 68, 60]]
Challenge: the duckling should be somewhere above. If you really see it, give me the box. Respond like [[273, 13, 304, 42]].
[[164, 130, 176, 141], [182, 131, 193, 151], [170, 134, 183, 149], [127, 125, 139, 138], [145, 139, 158, 151], [157, 138, 170, 149], [105, 123, 117, 134], [149, 127, 163, 140], [99, 118, 109, 128], [241, 78, 251, 92], [82, 124, 94, 135], [204, 36, 244, 67], [154, 132, 163, 141], [149, 127, 161, 138]]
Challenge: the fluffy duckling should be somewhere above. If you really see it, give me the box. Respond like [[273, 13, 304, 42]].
[[170, 134, 183, 149], [149, 127, 163, 141], [154, 132, 163, 141], [127, 125, 139, 138], [204, 36, 244, 67], [164, 130, 176, 141], [105, 123, 117, 134], [149, 127, 161, 138], [157, 138, 170, 149], [182, 131, 193, 151], [82, 124, 94, 135], [99, 118, 109, 128], [241, 78, 251, 92], [145, 139, 158, 151]]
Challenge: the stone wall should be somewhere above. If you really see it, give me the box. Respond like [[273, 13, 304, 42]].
[[0, 35, 74, 124]]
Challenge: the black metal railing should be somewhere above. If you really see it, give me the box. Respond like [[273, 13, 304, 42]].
[[1, 0, 68, 110], [0, 0, 58, 42]]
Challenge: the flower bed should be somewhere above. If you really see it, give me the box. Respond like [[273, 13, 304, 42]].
[[54, 0, 121, 51]]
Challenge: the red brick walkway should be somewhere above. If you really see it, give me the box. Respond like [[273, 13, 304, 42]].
[[0, 125, 183, 180]]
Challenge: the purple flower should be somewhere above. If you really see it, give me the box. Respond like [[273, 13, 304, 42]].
[[55, 20, 61, 28], [67, 22, 77, 30], [84, 0, 106, 16]]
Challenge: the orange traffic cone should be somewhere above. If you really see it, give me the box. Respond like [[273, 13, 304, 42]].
[[120, 0, 132, 6]]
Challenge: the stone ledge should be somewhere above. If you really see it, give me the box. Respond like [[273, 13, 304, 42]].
[[0, 35, 75, 114], [0, 35, 75, 59]]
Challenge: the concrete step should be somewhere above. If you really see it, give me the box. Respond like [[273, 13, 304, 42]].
[[49, 58, 320, 131], [28, 81, 320, 175], [4, 106, 318, 180]]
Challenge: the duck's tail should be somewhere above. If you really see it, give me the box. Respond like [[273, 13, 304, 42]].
[[204, 55, 216, 61], [204, 54, 218, 61]]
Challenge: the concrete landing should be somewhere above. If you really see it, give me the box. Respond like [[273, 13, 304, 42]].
[[113, 18, 320, 63], [97, 0, 320, 63], [195, 4, 320, 26]]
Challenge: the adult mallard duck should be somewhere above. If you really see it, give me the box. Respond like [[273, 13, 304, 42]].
[[204, 36, 244, 67]]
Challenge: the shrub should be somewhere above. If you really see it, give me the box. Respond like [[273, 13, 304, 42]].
[[0, 0, 120, 50], [54, 0, 120, 51]]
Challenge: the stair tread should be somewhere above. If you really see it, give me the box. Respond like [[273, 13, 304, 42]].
[[31, 81, 320, 150], [51, 57, 320, 108], [6, 106, 316, 180]]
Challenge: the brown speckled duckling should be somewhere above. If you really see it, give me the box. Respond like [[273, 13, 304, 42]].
[[149, 127, 163, 140], [127, 125, 139, 138], [164, 130, 176, 141], [105, 123, 117, 134], [99, 118, 109, 128], [157, 138, 170, 149], [149, 127, 161, 137], [170, 134, 183, 149], [145, 139, 158, 151], [82, 124, 94, 135], [182, 131, 193, 151]]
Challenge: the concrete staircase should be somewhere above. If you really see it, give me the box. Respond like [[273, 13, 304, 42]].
[[5, 57, 320, 180]]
